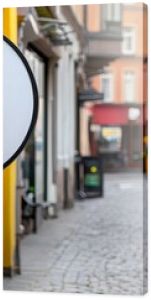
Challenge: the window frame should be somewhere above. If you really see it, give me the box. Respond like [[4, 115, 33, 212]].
[[123, 71, 136, 103], [122, 27, 136, 55], [106, 4, 121, 22], [101, 73, 114, 103]]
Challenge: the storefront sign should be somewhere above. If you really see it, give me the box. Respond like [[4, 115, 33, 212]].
[[3, 36, 38, 168]]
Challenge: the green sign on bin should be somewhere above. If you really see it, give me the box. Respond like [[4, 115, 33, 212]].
[[83, 156, 103, 197], [84, 173, 100, 187]]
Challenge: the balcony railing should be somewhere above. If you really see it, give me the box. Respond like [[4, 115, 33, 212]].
[[84, 21, 122, 76]]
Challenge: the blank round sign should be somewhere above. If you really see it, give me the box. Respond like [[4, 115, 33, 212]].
[[3, 36, 38, 168]]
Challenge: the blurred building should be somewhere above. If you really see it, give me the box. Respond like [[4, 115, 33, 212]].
[[3, 5, 85, 276], [81, 3, 147, 171], [71, 4, 122, 158], [3, 4, 123, 276], [13, 6, 78, 240]]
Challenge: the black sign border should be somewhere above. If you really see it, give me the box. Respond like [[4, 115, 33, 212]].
[[3, 36, 39, 169]]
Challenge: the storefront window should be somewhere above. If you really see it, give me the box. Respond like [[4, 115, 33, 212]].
[[99, 126, 122, 153], [22, 50, 45, 202]]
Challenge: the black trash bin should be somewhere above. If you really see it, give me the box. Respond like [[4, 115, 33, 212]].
[[82, 156, 104, 198]]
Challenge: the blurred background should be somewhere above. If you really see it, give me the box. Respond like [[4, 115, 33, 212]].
[[3, 3, 148, 295]]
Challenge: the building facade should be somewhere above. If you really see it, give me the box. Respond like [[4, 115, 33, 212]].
[[80, 3, 147, 171], [3, 5, 84, 276], [3, 4, 123, 276]]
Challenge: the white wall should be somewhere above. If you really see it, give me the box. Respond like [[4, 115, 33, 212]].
[[47, 61, 57, 204], [56, 8, 80, 172], [46, 6, 82, 208], [56, 49, 76, 170]]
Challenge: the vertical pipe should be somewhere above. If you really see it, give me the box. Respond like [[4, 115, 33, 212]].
[[3, 8, 17, 277]]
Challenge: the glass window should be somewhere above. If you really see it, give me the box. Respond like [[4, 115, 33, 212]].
[[101, 73, 113, 102], [23, 50, 45, 201], [124, 71, 135, 103], [122, 27, 135, 55], [100, 127, 122, 153], [106, 4, 121, 22]]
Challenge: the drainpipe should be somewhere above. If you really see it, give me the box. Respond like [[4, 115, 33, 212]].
[[15, 15, 27, 274], [3, 8, 17, 277]]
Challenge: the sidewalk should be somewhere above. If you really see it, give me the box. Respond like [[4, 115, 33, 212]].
[[4, 173, 147, 295]]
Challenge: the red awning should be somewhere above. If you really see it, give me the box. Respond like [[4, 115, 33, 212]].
[[91, 104, 142, 126]]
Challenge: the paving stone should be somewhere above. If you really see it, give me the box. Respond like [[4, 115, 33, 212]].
[[4, 173, 147, 295]]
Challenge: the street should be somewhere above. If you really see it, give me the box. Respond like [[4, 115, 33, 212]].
[[4, 173, 147, 295]]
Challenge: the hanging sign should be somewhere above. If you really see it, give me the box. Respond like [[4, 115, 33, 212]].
[[78, 88, 104, 103], [3, 36, 38, 168]]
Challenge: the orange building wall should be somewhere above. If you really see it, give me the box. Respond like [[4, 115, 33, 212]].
[[99, 59, 144, 104], [123, 4, 143, 57], [80, 105, 92, 156], [91, 3, 147, 105], [91, 75, 100, 91], [87, 5, 102, 32], [72, 4, 103, 32]]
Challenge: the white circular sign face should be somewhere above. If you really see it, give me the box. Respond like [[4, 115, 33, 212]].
[[128, 107, 140, 121], [3, 36, 38, 168]]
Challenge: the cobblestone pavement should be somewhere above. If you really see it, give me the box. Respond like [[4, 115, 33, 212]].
[[4, 173, 147, 295]]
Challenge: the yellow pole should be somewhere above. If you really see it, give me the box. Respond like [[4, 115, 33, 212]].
[[3, 8, 17, 276]]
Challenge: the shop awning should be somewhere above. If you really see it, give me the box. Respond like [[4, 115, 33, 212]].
[[92, 104, 143, 126]]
